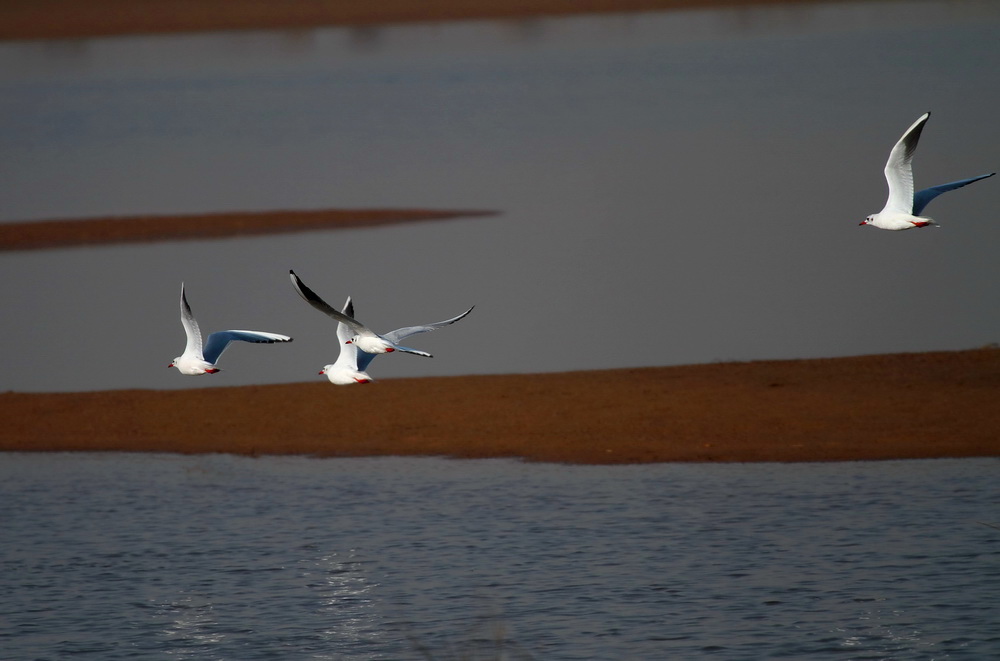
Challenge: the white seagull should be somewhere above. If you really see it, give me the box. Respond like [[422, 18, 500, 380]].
[[289, 270, 473, 379], [861, 112, 994, 230], [168, 283, 292, 375], [319, 295, 474, 385], [319, 296, 376, 385]]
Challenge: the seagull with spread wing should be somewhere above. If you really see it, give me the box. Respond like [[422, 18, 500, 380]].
[[168, 283, 292, 375], [861, 112, 994, 230], [289, 270, 473, 382]]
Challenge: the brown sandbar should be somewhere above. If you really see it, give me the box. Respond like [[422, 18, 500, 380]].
[[0, 209, 497, 251], [1, 0, 818, 41], [2, 349, 997, 464]]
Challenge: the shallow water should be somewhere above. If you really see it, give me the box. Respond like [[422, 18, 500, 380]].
[[2, 453, 998, 659], [1, 1, 1000, 392]]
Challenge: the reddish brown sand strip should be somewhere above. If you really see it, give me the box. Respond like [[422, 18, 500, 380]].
[[2, 349, 997, 464], [1, 0, 817, 41], [0, 209, 496, 251]]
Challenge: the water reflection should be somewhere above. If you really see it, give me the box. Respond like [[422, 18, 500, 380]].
[[302, 549, 386, 655], [155, 592, 227, 655], [347, 25, 382, 52]]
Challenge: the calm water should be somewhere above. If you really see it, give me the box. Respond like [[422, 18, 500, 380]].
[[2, 1, 1000, 393], [1, 453, 998, 659]]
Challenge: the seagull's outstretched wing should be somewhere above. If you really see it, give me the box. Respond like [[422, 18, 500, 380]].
[[355, 350, 377, 371], [354, 305, 472, 370], [382, 306, 475, 345], [332, 296, 360, 369], [339, 296, 356, 345], [882, 112, 929, 215], [179, 283, 204, 360], [289, 270, 371, 337], [912, 172, 995, 215], [203, 330, 292, 365]]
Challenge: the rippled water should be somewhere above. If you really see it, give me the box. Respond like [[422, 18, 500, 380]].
[[1, 454, 998, 659]]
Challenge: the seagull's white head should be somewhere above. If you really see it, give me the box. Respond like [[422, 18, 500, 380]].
[[860, 215, 875, 226]]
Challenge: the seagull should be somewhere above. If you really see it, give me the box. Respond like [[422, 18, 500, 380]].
[[289, 270, 473, 371], [319, 295, 376, 385], [168, 283, 292, 375], [861, 112, 994, 230], [317, 295, 474, 385]]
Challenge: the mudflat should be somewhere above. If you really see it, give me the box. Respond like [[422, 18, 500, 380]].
[[3, 349, 997, 464], [0, 0, 813, 40], [0, 210, 496, 252]]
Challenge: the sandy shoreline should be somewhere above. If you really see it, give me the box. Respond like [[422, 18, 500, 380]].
[[3, 349, 998, 464], [1, 0, 813, 41], [0, 209, 496, 252]]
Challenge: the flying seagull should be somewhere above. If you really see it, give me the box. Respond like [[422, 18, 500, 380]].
[[861, 112, 994, 230], [168, 283, 292, 375], [289, 270, 473, 363], [319, 295, 473, 385]]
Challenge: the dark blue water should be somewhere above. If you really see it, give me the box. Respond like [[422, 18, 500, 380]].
[[1, 454, 997, 659]]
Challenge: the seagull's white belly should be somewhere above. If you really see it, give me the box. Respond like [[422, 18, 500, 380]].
[[324, 368, 374, 385], [871, 212, 934, 231], [352, 336, 394, 354], [173, 357, 217, 375]]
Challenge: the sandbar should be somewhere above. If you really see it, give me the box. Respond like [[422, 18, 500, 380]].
[[0, 209, 496, 252], [3, 349, 997, 464], [1, 0, 816, 41]]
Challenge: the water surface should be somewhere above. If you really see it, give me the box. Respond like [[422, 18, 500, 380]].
[[2, 454, 998, 658]]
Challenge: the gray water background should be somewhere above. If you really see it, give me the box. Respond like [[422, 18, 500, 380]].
[[1, 1, 1000, 393], [1, 453, 998, 659]]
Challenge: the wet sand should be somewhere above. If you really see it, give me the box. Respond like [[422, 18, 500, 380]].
[[2, 0, 814, 40], [0, 209, 496, 252], [3, 349, 998, 464]]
